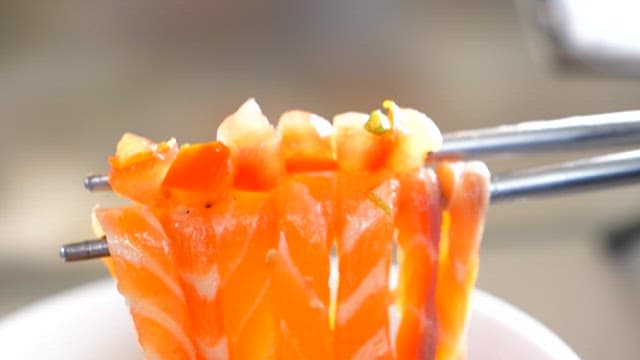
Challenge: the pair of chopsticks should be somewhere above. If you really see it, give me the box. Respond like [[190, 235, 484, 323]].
[[437, 110, 640, 201], [60, 110, 640, 261]]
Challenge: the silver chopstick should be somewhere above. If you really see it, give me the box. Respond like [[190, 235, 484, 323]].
[[84, 174, 111, 192], [62, 149, 640, 261], [490, 149, 640, 202], [59, 239, 110, 262], [435, 110, 640, 159]]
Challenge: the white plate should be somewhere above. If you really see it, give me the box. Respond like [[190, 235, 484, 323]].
[[0, 278, 579, 359]]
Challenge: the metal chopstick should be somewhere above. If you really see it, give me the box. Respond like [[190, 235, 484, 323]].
[[59, 239, 109, 262], [490, 149, 640, 202], [84, 175, 111, 192], [435, 110, 640, 159], [62, 149, 640, 262]]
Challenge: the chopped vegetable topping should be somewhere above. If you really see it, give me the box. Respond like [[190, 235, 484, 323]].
[[365, 109, 392, 135], [368, 192, 393, 217]]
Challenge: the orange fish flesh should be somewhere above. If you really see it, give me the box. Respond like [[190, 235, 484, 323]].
[[93, 99, 489, 360]]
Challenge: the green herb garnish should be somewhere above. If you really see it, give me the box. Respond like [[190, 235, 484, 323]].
[[365, 109, 392, 135], [368, 193, 393, 217]]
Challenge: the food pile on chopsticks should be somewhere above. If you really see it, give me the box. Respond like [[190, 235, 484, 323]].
[[92, 99, 490, 359]]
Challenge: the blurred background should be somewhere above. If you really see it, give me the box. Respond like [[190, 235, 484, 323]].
[[1, 0, 639, 358]]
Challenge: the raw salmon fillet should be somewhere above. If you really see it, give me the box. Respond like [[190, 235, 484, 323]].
[[333, 172, 398, 360], [435, 162, 491, 360], [271, 176, 333, 359], [214, 190, 278, 360], [155, 141, 232, 359], [157, 203, 229, 359], [394, 168, 442, 359], [92, 99, 491, 360], [96, 206, 196, 360]]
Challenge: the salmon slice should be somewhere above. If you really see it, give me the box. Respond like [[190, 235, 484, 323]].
[[94, 206, 196, 360], [434, 162, 490, 360], [394, 168, 442, 360], [157, 205, 228, 360], [150, 140, 234, 359], [334, 173, 398, 360], [271, 176, 334, 359], [214, 190, 278, 359]]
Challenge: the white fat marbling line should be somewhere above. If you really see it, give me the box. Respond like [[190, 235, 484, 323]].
[[336, 258, 387, 326], [340, 180, 397, 255], [233, 276, 271, 339], [341, 209, 383, 254], [180, 265, 221, 301], [352, 327, 389, 360], [128, 298, 196, 360], [278, 319, 306, 358], [108, 237, 186, 303], [197, 337, 229, 360], [278, 233, 325, 308]]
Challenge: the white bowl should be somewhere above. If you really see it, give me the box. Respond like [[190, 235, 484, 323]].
[[0, 278, 579, 359]]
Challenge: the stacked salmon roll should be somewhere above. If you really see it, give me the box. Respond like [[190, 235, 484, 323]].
[[93, 99, 490, 360]]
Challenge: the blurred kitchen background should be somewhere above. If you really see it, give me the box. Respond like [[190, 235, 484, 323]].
[[1, 0, 639, 358]]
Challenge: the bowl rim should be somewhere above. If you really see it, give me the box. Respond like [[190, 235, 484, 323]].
[[0, 278, 580, 359]]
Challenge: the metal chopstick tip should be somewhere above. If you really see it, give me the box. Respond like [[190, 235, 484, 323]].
[[60, 239, 110, 262], [84, 174, 111, 192], [58, 245, 67, 260]]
